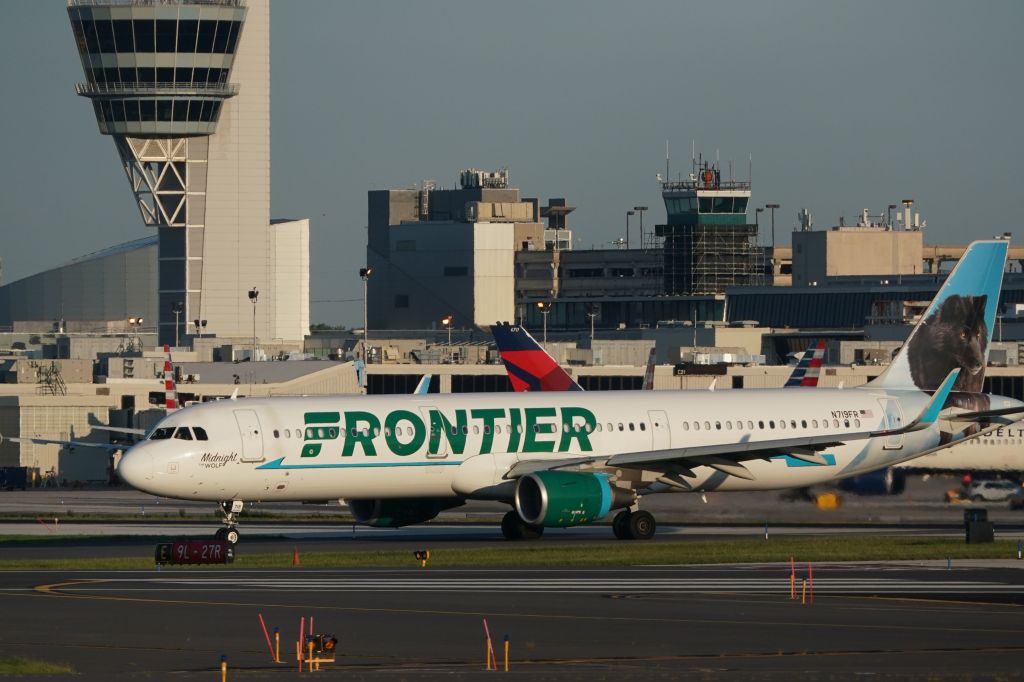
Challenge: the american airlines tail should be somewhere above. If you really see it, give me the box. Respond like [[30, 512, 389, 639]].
[[868, 240, 1007, 392], [784, 340, 826, 388]]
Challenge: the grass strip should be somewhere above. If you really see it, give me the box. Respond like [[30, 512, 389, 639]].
[[0, 657, 75, 675], [0, 537, 1020, 571]]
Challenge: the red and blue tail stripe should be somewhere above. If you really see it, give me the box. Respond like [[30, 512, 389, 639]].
[[784, 340, 826, 388], [491, 323, 583, 392]]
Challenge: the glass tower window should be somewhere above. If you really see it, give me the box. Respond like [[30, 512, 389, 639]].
[[133, 19, 155, 52], [178, 20, 198, 53], [96, 20, 116, 53], [155, 20, 177, 52], [113, 20, 134, 52]]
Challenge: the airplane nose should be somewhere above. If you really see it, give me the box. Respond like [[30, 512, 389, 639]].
[[117, 449, 154, 487]]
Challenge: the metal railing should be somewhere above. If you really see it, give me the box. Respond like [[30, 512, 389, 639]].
[[69, 0, 244, 7], [661, 179, 752, 192], [75, 81, 239, 96]]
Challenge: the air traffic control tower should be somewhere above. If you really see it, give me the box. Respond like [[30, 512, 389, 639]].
[[656, 162, 765, 295], [67, 0, 308, 346]]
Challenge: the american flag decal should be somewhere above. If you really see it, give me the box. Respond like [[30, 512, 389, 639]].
[[860, 409, 873, 417]]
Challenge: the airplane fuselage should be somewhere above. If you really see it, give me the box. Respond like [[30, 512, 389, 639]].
[[118, 386, 1010, 503]]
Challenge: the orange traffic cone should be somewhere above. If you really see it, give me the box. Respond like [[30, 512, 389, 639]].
[[292, 547, 300, 567]]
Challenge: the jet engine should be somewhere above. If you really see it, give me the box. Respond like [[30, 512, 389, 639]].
[[836, 467, 906, 496], [346, 497, 464, 528], [514, 471, 633, 528]]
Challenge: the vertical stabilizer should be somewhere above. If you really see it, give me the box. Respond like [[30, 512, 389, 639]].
[[490, 323, 583, 392], [869, 240, 1007, 391]]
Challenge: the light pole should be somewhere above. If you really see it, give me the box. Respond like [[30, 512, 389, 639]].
[[633, 206, 648, 249], [587, 305, 598, 343], [359, 267, 372, 364], [755, 207, 764, 235], [441, 314, 453, 362], [247, 288, 258, 362], [171, 301, 183, 348], [625, 210, 635, 249], [128, 316, 143, 352], [536, 301, 551, 344], [765, 203, 780, 250]]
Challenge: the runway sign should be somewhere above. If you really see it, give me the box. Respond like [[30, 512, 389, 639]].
[[155, 540, 234, 565]]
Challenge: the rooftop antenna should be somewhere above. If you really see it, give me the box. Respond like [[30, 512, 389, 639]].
[[665, 140, 670, 185], [691, 140, 696, 173], [748, 153, 753, 185]]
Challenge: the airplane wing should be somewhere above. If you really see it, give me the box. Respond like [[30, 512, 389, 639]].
[[0, 434, 127, 452], [506, 369, 959, 482], [92, 425, 148, 436]]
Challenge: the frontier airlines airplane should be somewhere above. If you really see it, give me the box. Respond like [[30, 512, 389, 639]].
[[114, 241, 1019, 543]]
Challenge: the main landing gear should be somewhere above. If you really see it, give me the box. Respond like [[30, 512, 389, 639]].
[[612, 509, 656, 540], [501, 510, 544, 541], [215, 500, 244, 545]]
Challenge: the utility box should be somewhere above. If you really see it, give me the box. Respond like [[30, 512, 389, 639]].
[[964, 508, 994, 544]]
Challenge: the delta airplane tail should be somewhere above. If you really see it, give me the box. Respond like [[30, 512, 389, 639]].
[[869, 239, 1007, 392], [490, 323, 583, 392]]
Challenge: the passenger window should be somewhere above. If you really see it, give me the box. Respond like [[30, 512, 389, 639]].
[[174, 428, 193, 440], [844, 420, 850, 428], [563, 424, 570, 433], [495, 425, 502, 435], [747, 421, 754, 430], [284, 429, 290, 438], [726, 421, 732, 430], [715, 421, 722, 430], [779, 421, 786, 430], [629, 423, 635, 431], [801, 420, 807, 428], [618, 423, 624, 431], [473, 425, 479, 435], [704, 421, 711, 430], [384, 427, 391, 437], [769, 421, 776, 429], [790, 420, 797, 429], [639, 423, 646, 431], [694, 422, 701, 431], [682, 422, 689, 431], [833, 419, 840, 428], [812, 420, 818, 429], [854, 418, 861, 428], [758, 421, 765, 429], [193, 427, 209, 441], [273, 430, 280, 439], [150, 427, 175, 440]]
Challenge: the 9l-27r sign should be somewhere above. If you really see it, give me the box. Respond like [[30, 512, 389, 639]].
[[155, 540, 234, 565]]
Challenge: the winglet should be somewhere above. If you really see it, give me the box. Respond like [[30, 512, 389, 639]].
[[875, 368, 960, 436], [229, 387, 239, 401], [413, 375, 432, 395]]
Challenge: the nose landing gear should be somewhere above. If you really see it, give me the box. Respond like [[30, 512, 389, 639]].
[[215, 500, 244, 545]]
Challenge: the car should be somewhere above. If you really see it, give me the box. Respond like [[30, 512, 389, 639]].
[[965, 479, 1021, 503], [1009, 488, 1024, 511]]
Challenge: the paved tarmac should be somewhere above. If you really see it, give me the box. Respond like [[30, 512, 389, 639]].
[[1, 563, 1023, 680]]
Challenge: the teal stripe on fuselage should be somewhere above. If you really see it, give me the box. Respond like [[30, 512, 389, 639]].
[[256, 457, 462, 470], [772, 454, 837, 467]]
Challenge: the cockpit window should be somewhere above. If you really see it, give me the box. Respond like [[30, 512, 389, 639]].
[[173, 428, 193, 441], [150, 427, 176, 440], [194, 427, 209, 441]]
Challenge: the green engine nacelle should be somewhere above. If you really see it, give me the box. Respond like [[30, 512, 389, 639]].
[[347, 497, 464, 528], [514, 471, 633, 528]]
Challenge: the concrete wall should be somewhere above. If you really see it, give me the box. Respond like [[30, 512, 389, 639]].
[[792, 229, 924, 286]]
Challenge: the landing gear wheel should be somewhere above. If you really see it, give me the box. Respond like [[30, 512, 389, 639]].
[[501, 510, 544, 541], [224, 527, 240, 545], [612, 510, 631, 540], [214, 528, 227, 541], [627, 510, 656, 540]]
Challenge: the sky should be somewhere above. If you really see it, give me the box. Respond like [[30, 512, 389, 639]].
[[1, 1, 1022, 325]]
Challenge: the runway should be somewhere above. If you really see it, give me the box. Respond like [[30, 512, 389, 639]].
[[3, 563, 1023, 680]]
